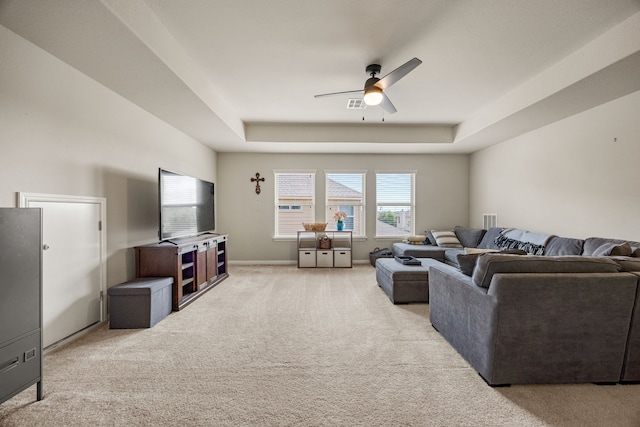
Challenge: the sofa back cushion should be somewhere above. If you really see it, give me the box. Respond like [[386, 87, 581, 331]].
[[543, 236, 584, 256], [583, 237, 640, 256], [453, 226, 486, 248], [476, 227, 504, 250], [471, 254, 621, 289], [457, 249, 526, 276], [611, 256, 640, 272]]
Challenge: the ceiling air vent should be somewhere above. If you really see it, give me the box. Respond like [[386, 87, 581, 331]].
[[346, 99, 367, 109]]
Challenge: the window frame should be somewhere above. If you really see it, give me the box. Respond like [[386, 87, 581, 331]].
[[375, 171, 416, 238], [274, 170, 316, 239], [325, 171, 366, 238]]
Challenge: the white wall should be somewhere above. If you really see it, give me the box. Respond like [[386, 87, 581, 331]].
[[218, 153, 469, 263], [470, 90, 640, 241], [0, 25, 217, 285]]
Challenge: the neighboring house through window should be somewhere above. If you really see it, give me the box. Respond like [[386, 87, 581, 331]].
[[274, 171, 315, 237], [326, 172, 365, 237], [376, 172, 415, 237]]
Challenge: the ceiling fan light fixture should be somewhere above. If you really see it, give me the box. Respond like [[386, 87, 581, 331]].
[[363, 86, 383, 106]]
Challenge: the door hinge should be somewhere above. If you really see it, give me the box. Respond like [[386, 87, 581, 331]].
[[100, 290, 104, 302], [98, 221, 102, 231]]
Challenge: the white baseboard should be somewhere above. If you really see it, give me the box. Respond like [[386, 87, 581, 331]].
[[228, 260, 370, 266]]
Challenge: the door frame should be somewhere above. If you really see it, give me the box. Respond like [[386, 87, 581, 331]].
[[18, 192, 108, 323]]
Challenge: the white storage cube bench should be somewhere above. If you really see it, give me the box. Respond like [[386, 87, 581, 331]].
[[108, 277, 173, 329]]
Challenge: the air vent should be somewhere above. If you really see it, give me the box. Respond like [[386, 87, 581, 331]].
[[347, 99, 367, 109], [483, 214, 498, 229]]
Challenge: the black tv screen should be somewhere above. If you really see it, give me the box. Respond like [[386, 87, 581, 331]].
[[159, 168, 215, 241]]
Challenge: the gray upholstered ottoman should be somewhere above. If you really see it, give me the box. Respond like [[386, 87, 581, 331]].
[[376, 258, 441, 304], [108, 277, 173, 329]]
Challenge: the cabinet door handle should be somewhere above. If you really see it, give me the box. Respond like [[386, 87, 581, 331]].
[[0, 357, 19, 375]]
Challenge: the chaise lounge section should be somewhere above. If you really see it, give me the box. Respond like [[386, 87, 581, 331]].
[[429, 254, 638, 386], [376, 224, 640, 385]]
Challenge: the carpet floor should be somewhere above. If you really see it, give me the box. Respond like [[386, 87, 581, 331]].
[[2, 265, 640, 426]]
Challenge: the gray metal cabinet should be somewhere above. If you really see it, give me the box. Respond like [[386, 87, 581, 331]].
[[0, 208, 43, 404]]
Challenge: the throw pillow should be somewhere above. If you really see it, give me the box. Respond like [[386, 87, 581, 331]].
[[424, 231, 437, 245], [454, 226, 487, 248], [592, 242, 633, 257], [431, 230, 463, 248], [610, 242, 633, 256], [476, 227, 505, 250], [632, 248, 640, 258]]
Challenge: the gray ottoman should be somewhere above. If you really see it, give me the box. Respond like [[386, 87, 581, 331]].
[[108, 277, 173, 329], [376, 258, 441, 304]]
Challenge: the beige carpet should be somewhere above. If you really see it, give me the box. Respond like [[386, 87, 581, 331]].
[[2, 265, 640, 426]]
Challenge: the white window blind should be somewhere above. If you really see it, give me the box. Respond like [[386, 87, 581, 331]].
[[376, 172, 415, 237], [326, 172, 365, 236], [275, 172, 315, 237]]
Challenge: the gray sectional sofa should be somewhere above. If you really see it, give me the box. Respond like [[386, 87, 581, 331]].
[[386, 226, 640, 386]]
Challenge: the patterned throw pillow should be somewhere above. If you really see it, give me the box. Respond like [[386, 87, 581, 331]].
[[431, 230, 463, 248]]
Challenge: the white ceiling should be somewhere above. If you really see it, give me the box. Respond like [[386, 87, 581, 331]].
[[1, 0, 640, 154]]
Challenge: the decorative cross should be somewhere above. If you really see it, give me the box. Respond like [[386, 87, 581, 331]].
[[250, 172, 265, 195]]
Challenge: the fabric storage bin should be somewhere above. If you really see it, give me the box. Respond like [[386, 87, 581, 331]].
[[108, 277, 173, 329], [369, 247, 393, 267], [334, 251, 352, 267], [298, 250, 316, 267], [317, 251, 333, 267]]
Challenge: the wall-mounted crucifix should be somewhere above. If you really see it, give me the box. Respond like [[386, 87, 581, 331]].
[[250, 172, 265, 195]]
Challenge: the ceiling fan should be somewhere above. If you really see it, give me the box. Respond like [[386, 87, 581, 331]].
[[314, 57, 422, 114]]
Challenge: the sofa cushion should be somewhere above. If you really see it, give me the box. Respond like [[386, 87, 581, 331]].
[[476, 227, 504, 250], [457, 249, 527, 276], [611, 256, 640, 272], [453, 226, 486, 248], [472, 254, 621, 289], [543, 236, 584, 256], [431, 230, 463, 248], [583, 237, 640, 256], [444, 248, 465, 267]]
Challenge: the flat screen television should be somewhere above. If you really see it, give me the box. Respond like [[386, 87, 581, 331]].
[[158, 168, 215, 241]]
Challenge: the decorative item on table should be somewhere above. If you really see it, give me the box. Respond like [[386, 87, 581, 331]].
[[318, 235, 332, 249], [303, 222, 327, 231], [395, 255, 422, 265], [404, 235, 427, 245], [334, 211, 347, 231]]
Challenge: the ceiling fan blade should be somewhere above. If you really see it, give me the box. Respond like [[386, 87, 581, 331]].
[[380, 93, 397, 114], [375, 57, 422, 90], [314, 89, 363, 98]]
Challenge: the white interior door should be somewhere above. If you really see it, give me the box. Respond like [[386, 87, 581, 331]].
[[20, 194, 106, 348]]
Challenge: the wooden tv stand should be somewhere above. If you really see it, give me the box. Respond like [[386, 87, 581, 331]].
[[134, 234, 228, 311]]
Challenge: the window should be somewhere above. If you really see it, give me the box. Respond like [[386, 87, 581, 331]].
[[326, 172, 365, 236], [376, 172, 415, 237], [275, 171, 315, 237]]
